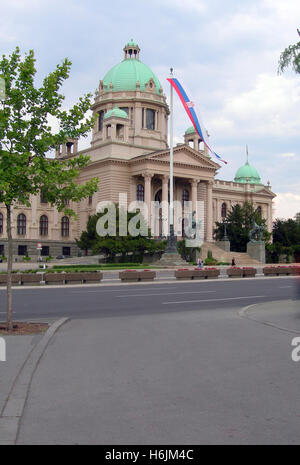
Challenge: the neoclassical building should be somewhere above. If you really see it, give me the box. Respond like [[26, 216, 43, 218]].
[[0, 40, 275, 259]]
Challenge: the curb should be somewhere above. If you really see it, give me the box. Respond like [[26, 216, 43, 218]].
[[0, 274, 297, 290], [0, 317, 69, 445], [238, 300, 300, 335]]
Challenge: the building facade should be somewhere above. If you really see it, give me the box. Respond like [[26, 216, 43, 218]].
[[0, 40, 275, 259]]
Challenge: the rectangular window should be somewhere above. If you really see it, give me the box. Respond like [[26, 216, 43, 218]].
[[142, 108, 144, 128], [98, 110, 105, 131], [130, 107, 134, 126], [0, 245, 4, 256], [146, 109, 155, 130], [41, 246, 50, 257], [62, 247, 71, 257], [18, 245, 27, 256], [88, 196, 93, 206], [40, 191, 48, 204]]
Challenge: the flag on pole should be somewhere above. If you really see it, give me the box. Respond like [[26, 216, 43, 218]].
[[0, 76, 5, 102], [167, 77, 227, 164]]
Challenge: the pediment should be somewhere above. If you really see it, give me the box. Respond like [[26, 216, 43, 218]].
[[253, 186, 276, 198], [146, 145, 220, 170]]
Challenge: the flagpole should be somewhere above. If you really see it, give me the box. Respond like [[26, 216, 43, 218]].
[[163, 67, 177, 255], [169, 67, 174, 236]]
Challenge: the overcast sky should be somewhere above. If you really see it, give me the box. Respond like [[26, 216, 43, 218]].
[[1, 0, 300, 219]]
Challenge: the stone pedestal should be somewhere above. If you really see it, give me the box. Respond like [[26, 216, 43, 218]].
[[158, 252, 188, 267], [247, 241, 266, 263], [216, 240, 230, 252]]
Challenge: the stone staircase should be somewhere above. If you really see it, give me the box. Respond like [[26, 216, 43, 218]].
[[200, 242, 261, 265]]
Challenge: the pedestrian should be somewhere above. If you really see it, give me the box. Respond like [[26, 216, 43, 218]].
[[231, 258, 236, 266], [197, 258, 204, 269]]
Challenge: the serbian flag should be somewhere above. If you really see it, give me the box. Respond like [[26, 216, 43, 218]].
[[167, 77, 227, 164]]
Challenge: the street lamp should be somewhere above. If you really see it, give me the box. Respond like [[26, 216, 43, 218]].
[[222, 218, 229, 241]]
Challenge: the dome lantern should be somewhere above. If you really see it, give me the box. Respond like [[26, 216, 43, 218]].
[[123, 39, 140, 60]]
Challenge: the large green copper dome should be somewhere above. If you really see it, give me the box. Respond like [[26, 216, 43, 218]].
[[234, 161, 262, 184], [102, 41, 162, 94]]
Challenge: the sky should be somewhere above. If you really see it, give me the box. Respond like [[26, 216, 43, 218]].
[[1, 0, 300, 219]]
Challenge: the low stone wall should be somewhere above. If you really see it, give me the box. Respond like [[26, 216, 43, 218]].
[[0, 271, 103, 286], [119, 270, 156, 282], [175, 268, 220, 280]]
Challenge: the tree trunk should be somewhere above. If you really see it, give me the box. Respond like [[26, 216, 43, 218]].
[[6, 204, 13, 331]]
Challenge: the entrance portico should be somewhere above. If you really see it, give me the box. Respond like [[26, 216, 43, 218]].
[[129, 144, 219, 240]]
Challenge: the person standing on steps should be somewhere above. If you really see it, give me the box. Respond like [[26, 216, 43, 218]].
[[197, 258, 204, 269], [231, 258, 236, 266]]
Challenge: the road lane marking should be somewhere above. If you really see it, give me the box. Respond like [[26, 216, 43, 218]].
[[163, 295, 266, 305], [70, 287, 183, 294], [117, 291, 216, 298]]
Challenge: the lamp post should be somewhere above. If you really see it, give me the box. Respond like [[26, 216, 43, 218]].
[[222, 218, 229, 241]]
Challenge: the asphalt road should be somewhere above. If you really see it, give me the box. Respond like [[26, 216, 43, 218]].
[[0, 276, 298, 321]]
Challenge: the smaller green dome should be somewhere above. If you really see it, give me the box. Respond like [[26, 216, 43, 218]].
[[185, 126, 196, 135], [234, 161, 262, 184], [104, 105, 128, 120], [126, 39, 138, 47]]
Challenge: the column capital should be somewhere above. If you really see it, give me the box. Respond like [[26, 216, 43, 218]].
[[161, 174, 169, 182], [207, 179, 214, 187], [190, 178, 200, 187], [142, 172, 154, 180]]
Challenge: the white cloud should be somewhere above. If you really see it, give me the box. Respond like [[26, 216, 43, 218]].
[[158, 0, 206, 13], [278, 152, 297, 158], [273, 192, 300, 219], [213, 73, 300, 138]]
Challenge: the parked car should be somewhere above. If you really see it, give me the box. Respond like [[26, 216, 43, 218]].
[[56, 255, 65, 260]]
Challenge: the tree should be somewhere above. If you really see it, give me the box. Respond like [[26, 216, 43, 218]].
[[214, 202, 270, 252], [278, 30, 300, 74], [77, 206, 166, 263], [0, 48, 98, 330], [268, 217, 300, 262]]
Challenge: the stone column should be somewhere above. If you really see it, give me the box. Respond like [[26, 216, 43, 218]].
[[268, 202, 273, 234], [206, 180, 213, 242], [144, 173, 153, 226], [191, 179, 199, 215], [162, 175, 169, 236]]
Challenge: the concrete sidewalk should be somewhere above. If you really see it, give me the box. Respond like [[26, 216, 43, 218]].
[[0, 318, 67, 444], [14, 298, 300, 445]]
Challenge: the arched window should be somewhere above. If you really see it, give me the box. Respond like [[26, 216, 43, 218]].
[[40, 215, 48, 236], [182, 189, 189, 206], [17, 214, 26, 235], [61, 216, 69, 237], [221, 202, 227, 218], [0, 213, 3, 234], [136, 184, 144, 202]]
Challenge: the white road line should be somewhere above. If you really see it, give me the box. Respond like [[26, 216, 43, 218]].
[[279, 286, 292, 288], [163, 295, 266, 305], [70, 287, 181, 294], [117, 291, 216, 298]]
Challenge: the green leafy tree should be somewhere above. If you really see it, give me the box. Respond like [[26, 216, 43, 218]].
[[77, 205, 166, 263], [278, 30, 300, 74], [0, 48, 98, 330], [214, 202, 270, 252], [268, 217, 300, 262]]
